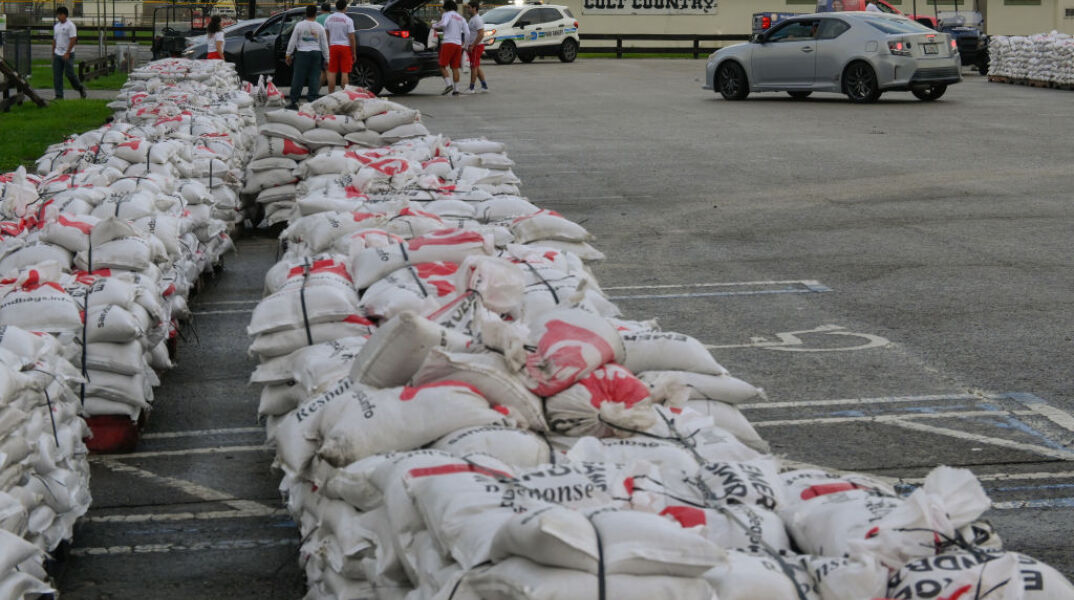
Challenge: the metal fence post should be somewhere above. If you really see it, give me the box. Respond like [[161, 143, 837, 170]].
[[616, 37, 622, 58]]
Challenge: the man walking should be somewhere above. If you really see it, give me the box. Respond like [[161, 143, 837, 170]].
[[463, 0, 488, 94], [433, 0, 469, 96], [324, 0, 356, 93], [52, 7, 87, 100], [285, 5, 330, 109]]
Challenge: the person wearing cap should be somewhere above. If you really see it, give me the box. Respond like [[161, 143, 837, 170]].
[[52, 6, 87, 100], [324, 0, 356, 93], [285, 5, 330, 109]]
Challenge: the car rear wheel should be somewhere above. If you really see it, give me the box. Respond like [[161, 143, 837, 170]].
[[559, 38, 578, 63], [912, 84, 947, 101], [788, 91, 812, 99], [493, 41, 517, 65], [843, 61, 881, 104], [385, 79, 419, 95], [352, 58, 384, 95], [716, 61, 749, 101], [519, 51, 536, 63]]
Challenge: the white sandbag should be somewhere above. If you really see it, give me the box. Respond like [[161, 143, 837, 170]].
[[348, 311, 471, 389], [317, 381, 512, 467], [302, 128, 348, 150], [247, 276, 360, 336], [516, 308, 625, 397], [490, 505, 726, 577], [511, 210, 591, 244], [314, 114, 366, 135], [84, 304, 145, 343], [639, 370, 765, 405], [83, 341, 145, 375], [413, 349, 546, 432], [0, 241, 73, 276], [265, 109, 317, 131], [697, 457, 787, 512], [431, 425, 553, 468], [349, 229, 493, 290], [365, 109, 419, 134], [545, 363, 657, 437], [658, 503, 792, 552], [249, 317, 375, 359], [682, 399, 769, 453], [622, 332, 728, 377], [565, 436, 700, 477], [261, 122, 305, 143], [886, 551, 1025, 600], [452, 557, 717, 600]]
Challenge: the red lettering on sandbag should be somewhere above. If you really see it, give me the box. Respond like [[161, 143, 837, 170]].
[[660, 506, 707, 529]]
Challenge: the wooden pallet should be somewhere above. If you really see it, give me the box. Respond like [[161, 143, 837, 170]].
[[988, 75, 1073, 91], [1027, 79, 1051, 88]]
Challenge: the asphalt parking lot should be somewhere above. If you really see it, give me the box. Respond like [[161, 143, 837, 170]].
[[58, 57, 1074, 598], [404, 59, 1074, 574]]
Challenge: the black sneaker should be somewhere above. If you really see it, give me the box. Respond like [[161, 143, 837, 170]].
[[441, 85, 453, 95], [451, 91, 460, 96], [79, 87, 87, 99]]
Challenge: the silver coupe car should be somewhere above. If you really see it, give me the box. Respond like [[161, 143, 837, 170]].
[[704, 12, 962, 103]]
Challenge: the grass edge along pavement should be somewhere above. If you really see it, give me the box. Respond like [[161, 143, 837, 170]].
[[30, 59, 129, 90], [0, 99, 112, 171]]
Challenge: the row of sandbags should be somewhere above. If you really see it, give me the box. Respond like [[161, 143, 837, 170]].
[[245, 89, 435, 228], [246, 97, 1074, 599], [0, 58, 255, 423], [0, 326, 90, 599], [989, 32, 1074, 85]]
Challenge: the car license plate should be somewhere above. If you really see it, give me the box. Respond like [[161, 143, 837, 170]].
[[923, 43, 939, 55]]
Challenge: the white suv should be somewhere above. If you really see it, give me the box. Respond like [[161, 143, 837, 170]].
[[481, 4, 580, 64]]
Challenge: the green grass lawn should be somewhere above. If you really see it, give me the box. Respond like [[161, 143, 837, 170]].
[[0, 99, 112, 172], [29, 59, 129, 90]]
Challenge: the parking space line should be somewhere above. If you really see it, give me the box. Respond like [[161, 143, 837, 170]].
[[71, 538, 297, 557], [85, 508, 290, 524], [92, 445, 267, 460], [194, 300, 262, 307], [992, 497, 1074, 510], [604, 280, 829, 291], [750, 409, 1037, 428], [885, 419, 1074, 461], [141, 427, 264, 440], [738, 393, 979, 410], [192, 309, 255, 316], [1007, 392, 1074, 435]]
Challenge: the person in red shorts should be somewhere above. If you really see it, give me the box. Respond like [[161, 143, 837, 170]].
[[323, 0, 356, 93], [463, 0, 488, 94], [206, 16, 225, 60], [433, 0, 470, 96]]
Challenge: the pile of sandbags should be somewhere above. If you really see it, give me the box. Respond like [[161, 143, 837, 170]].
[[245, 88, 442, 227], [0, 58, 256, 424], [989, 32, 1074, 85], [0, 326, 91, 598]]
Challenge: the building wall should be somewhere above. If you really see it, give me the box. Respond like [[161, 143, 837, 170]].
[[560, 0, 1073, 37]]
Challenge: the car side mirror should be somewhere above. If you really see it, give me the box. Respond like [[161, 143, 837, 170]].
[[750, 33, 765, 44], [516, 20, 529, 28], [245, 30, 254, 40]]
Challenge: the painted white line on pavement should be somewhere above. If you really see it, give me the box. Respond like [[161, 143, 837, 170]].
[[95, 460, 232, 502], [194, 300, 261, 307], [85, 508, 289, 524], [71, 538, 296, 557], [192, 309, 255, 316], [92, 445, 267, 460], [705, 325, 890, 352], [750, 410, 1036, 428], [738, 393, 980, 411], [992, 497, 1074, 510], [603, 280, 828, 291], [1009, 393, 1074, 435], [976, 471, 1074, 483], [142, 427, 264, 440], [885, 419, 1074, 461]]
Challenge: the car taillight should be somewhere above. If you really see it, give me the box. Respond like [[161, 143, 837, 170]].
[[950, 39, 958, 51], [387, 30, 410, 38], [887, 40, 910, 56], [761, 16, 771, 30]]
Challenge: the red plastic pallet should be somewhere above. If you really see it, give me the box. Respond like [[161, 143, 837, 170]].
[[84, 414, 141, 454]]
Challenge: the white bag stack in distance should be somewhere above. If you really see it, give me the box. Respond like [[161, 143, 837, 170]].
[[242, 94, 1074, 600]]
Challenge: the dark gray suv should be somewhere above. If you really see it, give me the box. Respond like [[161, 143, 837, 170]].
[[185, 0, 439, 95]]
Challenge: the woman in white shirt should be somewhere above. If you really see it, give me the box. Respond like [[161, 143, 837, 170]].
[[206, 16, 225, 60]]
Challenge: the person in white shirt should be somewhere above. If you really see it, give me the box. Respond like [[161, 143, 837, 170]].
[[206, 15, 225, 60], [51, 6, 87, 100], [324, 0, 356, 93], [865, 1, 883, 12], [285, 5, 330, 109], [433, 0, 470, 96], [463, 0, 487, 94]]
